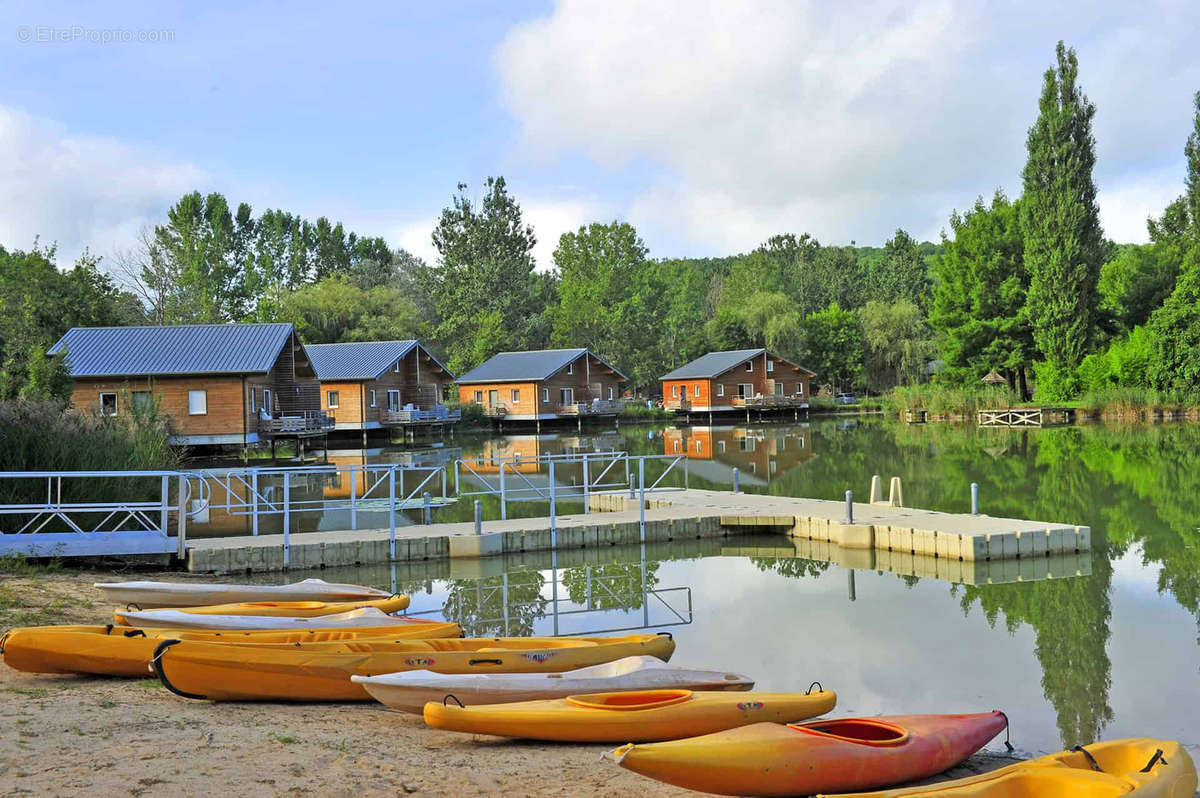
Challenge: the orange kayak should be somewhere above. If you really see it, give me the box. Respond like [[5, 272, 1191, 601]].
[[609, 712, 1008, 796], [0, 622, 461, 677]]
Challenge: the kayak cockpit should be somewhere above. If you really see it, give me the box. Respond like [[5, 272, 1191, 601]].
[[567, 690, 694, 710], [790, 718, 910, 746]]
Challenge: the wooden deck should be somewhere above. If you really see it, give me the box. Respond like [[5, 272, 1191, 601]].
[[258, 411, 334, 438], [978, 407, 1076, 428], [382, 407, 462, 426]]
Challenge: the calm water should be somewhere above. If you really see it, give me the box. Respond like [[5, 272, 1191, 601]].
[[196, 419, 1200, 755]]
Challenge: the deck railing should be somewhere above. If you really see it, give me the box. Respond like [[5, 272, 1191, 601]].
[[557, 399, 627, 416], [258, 410, 334, 435], [731, 395, 809, 408], [383, 405, 462, 425]]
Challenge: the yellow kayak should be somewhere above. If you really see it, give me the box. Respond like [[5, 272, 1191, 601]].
[[113, 595, 409, 624], [0, 621, 461, 677], [152, 633, 676, 701], [423, 687, 836, 742], [828, 738, 1197, 798]]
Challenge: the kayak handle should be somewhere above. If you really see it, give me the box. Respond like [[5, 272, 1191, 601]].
[[805, 681, 823, 695], [656, 631, 673, 640], [468, 658, 503, 666], [151, 639, 208, 701], [124, 629, 146, 638], [0, 629, 10, 654], [1140, 749, 1166, 772], [125, 602, 142, 611], [1073, 745, 1103, 772], [442, 694, 464, 707]]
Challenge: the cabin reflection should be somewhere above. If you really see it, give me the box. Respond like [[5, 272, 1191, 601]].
[[663, 425, 815, 485]]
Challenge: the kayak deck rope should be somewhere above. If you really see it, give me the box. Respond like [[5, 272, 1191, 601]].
[[1140, 749, 1166, 772], [805, 681, 823, 695], [1073, 745, 1103, 772], [442, 694, 464, 707], [996, 710, 1014, 753], [150, 639, 208, 701]]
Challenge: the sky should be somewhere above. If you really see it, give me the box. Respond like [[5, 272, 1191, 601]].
[[1, 0, 1198, 271]]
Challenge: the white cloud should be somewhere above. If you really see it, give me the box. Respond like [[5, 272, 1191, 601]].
[[1098, 170, 1182, 245], [496, 0, 1200, 249], [0, 105, 207, 264]]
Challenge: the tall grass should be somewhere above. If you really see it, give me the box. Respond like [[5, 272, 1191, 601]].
[[881, 384, 1019, 416], [0, 399, 179, 509], [1076, 387, 1194, 416]]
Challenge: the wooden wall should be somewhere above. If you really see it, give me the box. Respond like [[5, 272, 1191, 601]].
[[69, 376, 249, 438]]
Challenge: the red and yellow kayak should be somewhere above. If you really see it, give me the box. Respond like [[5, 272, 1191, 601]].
[[152, 633, 676, 701], [609, 712, 1008, 796], [424, 687, 836, 743], [829, 737, 1197, 798], [113, 595, 409, 625], [0, 621, 460, 677]]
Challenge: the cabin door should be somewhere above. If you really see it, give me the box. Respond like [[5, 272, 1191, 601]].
[[388, 390, 401, 412], [738, 383, 753, 399], [560, 388, 574, 406], [488, 390, 499, 409]]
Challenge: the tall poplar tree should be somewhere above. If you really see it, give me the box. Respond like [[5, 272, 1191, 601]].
[[1021, 42, 1104, 375]]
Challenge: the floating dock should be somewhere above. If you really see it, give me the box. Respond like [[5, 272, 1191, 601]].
[[186, 488, 1090, 574]]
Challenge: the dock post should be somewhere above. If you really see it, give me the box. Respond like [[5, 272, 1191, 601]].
[[388, 468, 396, 561], [176, 474, 188, 560], [500, 460, 508, 521], [251, 471, 259, 537], [282, 476, 291, 568], [474, 500, 482, 535], [848, 569, 856, 602], [423, 491, 431, 524], [350, 466, 358, 530], [582, 455, 590, 515], [638, 458, 646, 543], [549, 460, 557, 547], [844, 490, 854, 524], [732, 467, 740, 494], [971, 482, 979, 515]]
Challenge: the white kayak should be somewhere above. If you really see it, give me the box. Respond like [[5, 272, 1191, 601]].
[[95, 578, 390, 608], [351, 655, 756, 713], [116, 606, 423, 631]]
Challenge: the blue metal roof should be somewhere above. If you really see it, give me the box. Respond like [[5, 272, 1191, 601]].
[[306, 340, 456, 381], [457, 349, 626, 384], [48, 324, 296, 378], [660, 349, 815, 380]]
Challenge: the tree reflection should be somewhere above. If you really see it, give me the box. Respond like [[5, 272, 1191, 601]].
[[440, 570, 547, 637], [561, 560, 661, 611]]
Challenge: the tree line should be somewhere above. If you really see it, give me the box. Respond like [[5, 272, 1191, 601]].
[[3, 41, 1198, 403]]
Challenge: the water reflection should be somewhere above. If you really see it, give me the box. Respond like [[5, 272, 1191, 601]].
[[189, 419, 1200, 752]]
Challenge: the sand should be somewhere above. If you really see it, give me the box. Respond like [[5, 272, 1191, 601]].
[[1, 568, 1019, 797]]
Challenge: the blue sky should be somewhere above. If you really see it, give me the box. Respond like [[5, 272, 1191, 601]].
[[1, 1, 1198, 269]]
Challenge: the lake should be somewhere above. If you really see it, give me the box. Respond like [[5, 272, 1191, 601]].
[[194, 418, 1200, 755]]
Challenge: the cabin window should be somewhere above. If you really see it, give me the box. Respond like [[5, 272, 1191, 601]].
[[566, 362, 573, 375], [774, 383, 783, 396], [560, 388, 574, 406], [474, 391, 483, 403], [542, 388, 550, 402], [188, 390, 207, 416], [327, 390, 340, 408], [394, 360, 401, 373], [388, 390, 400, 411], [671, 385, 678, 398], [694, 384, 700, 397], [608, 387, 614, 400], [746, 361, 753, 372], [739, 436, 754, 451], [369, 389, 376, 408], [738, 383, 753, 399], [717, 384, 724, 397], [717, 440, 726, 453], [796, 383, 804, 396], [263, 389, 272, 414], [767, 360, 774, 372], [249, 389, 257, 413], [131, 391, 153, 411], [511, 389, 520, 402], [695, 439, 702, 453], [99, 392, 118, 416]]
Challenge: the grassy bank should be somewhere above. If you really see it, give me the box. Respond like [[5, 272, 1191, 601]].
[[877, 383, 1200, 422], [880, 385, 1020, 417]]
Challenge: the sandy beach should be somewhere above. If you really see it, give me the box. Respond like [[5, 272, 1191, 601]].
[[1, 568, 1019, 797]]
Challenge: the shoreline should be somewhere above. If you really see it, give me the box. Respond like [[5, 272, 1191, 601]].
[[2, 569, 1021, 797]]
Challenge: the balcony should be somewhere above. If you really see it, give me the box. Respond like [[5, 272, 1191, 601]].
[[382, 405, 463, 426], [258, 410, 334, 437], [731, 394, 809, 409], [557, 398, 627, 416]]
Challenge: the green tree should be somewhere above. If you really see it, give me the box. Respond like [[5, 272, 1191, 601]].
[[929, 192, 1033, 393], [801, 303, 862, 391], [871, 229, 930, 309], [552, 221, 660, 387], [860, 299, 933, 392], [1021, 42, 1105, 379], [429, 177, 545, 373], [268, 276, 424, 344], [1097, 244, 1178, 331], [153, 191, 242, 322]]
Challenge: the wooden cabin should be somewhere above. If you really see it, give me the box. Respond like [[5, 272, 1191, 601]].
[[661, 349, 815, 413], [456, 349, 627, 421], [49, 323, 328, 446], [305, 340, 458, 435]]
